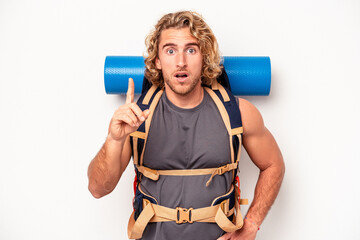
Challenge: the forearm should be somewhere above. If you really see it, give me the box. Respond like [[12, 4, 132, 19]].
[[88, 136, 127, 198], [245, 161, 285, 226]]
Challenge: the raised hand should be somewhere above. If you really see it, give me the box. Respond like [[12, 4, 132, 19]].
[[108, 78, 150, 142]]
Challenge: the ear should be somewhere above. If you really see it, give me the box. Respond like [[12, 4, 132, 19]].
[[155, 57, 162, 70]]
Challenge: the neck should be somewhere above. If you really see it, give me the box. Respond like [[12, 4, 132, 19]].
[[164, 84, 204, 109]]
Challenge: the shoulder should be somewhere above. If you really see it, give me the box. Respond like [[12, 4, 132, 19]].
[[237, 98, 265, 137]]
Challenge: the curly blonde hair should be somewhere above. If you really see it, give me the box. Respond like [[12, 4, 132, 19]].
[[144, 11, 222, 88]]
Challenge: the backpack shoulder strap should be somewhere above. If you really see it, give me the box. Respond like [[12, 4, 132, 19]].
[[208, 80, 243, 132], [130, 85, 163, 166], [204, 81, 243, 180]]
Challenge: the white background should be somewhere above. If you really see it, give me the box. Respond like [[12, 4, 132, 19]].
[[1, 0, 359, 239]]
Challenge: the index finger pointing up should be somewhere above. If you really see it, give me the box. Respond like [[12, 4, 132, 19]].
[[126, 78, 135, 104]]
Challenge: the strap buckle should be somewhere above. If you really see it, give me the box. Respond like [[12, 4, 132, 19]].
[[220, 200, 229, 215], [176, 207, 194, 224], [143, 198, 150, 207], [217, 165, 229, 175]]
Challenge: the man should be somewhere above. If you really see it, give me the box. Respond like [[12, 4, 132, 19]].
[[88, 11, 284, 240]]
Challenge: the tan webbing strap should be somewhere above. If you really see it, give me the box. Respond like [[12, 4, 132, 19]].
[[211, 81, 230, 102], [231, 127, 243, 135], [215, 199, 244, 232], [217, 84, 230, 102], [135, 163, 238, 186], [205, 162, 238, 187], [215, 184, 245, 232], [142, 85, 158, 105], [236, 134, 242, 163], [127, 199, 242, 237], [137, 166, 160, 181], [139, 89, 164, 166], [240, 199, 248, 205], [149, 201, 234, 223], [205, 88, 235, 168], [127, 185, 248, 238], [230, 134, 235, 182], [130, 131, 146, 139], [127, 203, 155, 239], [158, 168, 220, 176], [211, 80, 219, 90], [204, 88, 231, 142], [130, 86, 159, 168], [132, 137, 139, 165]]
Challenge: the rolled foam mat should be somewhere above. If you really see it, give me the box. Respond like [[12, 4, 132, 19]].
[[104, 56, 271, 96]]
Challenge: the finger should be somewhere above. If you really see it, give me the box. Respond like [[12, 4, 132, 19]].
[[143, 109, 151, 119], [129, 103, 146, 122], [115, 108, 139, 127], [126, 111, 140, 127], [117, 113, 137, 128], [126, 78, 135, 104]]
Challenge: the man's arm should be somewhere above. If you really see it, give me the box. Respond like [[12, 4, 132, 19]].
[[240, 97, 285, 227], [87, 135, 132, 198], [87, 78, 150, 199], [218, 98, 285, 240]]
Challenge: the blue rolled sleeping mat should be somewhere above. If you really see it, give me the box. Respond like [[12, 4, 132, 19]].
[[104, 56, 271, 96]]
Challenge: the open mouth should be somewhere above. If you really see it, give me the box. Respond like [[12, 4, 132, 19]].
[[175, 72, 189, 82], [175, 73, 188, 78]]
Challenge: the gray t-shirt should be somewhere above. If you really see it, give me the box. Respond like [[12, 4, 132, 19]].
[[140, 89, 233, 240]]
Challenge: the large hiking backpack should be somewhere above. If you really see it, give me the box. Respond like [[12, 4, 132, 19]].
[[127, 68, 248, 239]]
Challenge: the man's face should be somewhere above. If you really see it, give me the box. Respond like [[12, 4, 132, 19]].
[[156, 27, 203, 96]]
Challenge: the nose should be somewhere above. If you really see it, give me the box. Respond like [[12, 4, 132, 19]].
[[176, 52, 187, 68]]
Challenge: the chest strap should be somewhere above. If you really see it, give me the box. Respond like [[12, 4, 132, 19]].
[[136, 161, 238, 187]]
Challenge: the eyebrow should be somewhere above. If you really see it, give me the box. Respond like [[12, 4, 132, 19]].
[[162, 42, 200, 49]]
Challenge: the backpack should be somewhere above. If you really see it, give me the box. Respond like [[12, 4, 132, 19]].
[[127, 67, 248, 239]]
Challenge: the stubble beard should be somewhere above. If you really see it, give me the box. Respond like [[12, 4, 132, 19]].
[[164, 73, 201, 96]]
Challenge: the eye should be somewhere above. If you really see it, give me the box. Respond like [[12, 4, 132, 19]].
[[187, 48, 196, 54], [167, 49, 175, 54]]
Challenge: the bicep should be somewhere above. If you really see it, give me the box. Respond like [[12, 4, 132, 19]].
[[243, 127, 283, 171], [239, 99, 283, 171]]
